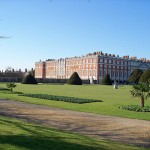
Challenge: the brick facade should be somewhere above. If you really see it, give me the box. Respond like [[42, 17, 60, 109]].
[[35, 51, 150, 83]]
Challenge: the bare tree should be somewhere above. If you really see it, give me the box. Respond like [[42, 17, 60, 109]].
[[0, 36, 11, 39], [5, 66, 14, 73]]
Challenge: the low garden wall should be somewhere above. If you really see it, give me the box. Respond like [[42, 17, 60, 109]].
[[0, 77, 22, 82], [36, 78, 91, 84], [0, 77, 91, 84]]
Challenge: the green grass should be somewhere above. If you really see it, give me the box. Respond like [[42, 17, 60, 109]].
[[0, 83, 150, 120], [0, 116, 146, 150]]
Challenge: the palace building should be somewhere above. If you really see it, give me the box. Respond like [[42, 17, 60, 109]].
[[35, 51, 150, 83]]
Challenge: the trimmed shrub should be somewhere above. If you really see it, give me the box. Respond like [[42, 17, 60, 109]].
[[67, 72, 82, 85], [139, 69, 150, 83], [119, 105, 150, 112], [6, 82, 17, 92], [102, 74, 112, 85], [128, 69, 143, 83], [22, 73, 38, 84], [19, 93, 103, 104], [0, 87, 10, 91]]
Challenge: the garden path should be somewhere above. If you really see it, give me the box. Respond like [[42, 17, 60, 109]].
[[0, 99, 150, 148]]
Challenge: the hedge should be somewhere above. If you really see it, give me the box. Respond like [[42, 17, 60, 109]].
[[19, 93, 103, 104]]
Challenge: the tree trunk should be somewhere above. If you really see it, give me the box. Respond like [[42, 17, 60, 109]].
[[140, 97, 144, 108]]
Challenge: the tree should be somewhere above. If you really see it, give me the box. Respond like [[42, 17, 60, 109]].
[[102, 74, 112, 85], [130, 83, 150, 107], [139, 69, 150, 83], [0, 36, 11, 39], [67, 72, 82, 85], [128, 69, 143, 84], [6, 82, 17, 92], [22, 73, 38, 84], [148, 78, 150, 83], [5, 66, 14, 73], [28, 68, 35, 77]]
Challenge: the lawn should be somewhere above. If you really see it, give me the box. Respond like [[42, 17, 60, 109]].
[[0, 83, 150, 120], [0, 116, 146, 150]]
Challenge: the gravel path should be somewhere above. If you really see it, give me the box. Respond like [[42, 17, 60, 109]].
[[0, 99, 150, 148]]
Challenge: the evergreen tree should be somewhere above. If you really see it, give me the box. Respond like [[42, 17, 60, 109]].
[[22, 73, 38, 84], [102, 74, 112, 85], [67, 72, 82, 85], [128, 69, 143, 83], [139, 69, 150, 83]]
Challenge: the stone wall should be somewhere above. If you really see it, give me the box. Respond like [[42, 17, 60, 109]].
[[0, 77, 92, 84], [0, 77, 23, 82], [36, 78, 91, 84]]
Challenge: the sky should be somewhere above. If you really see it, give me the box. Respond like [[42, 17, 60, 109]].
[[0, 0, 150, 71]]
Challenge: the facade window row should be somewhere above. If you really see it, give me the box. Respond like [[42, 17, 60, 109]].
[[35, 51, 150, 83]]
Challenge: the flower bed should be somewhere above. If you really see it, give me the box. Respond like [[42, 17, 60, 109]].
[[19, 93, 103, 104], [119, 105, 150, 112]]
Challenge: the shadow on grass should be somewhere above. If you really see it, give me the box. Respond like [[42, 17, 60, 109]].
[[0, 135, 105, 150], [0, 116, 146, 150], [0, 117, 107, 150]]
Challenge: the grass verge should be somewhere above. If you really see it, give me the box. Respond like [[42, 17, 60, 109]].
[[0, 83, 150, 120]]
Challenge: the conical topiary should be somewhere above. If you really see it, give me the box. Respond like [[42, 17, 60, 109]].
[[22, 73, 38, 84], [102, 74, 112, 85], [139, 69, 150, 83], [67, 72, 82, 85], [128, 69, 143, 84]]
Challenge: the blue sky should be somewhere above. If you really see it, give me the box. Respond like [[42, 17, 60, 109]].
[[0, 0, 150, 71]]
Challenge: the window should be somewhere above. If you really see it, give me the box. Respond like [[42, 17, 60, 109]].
[[128, 71, 131, 76], [100, 70, 102, 77], [90, 70, 92, 76], [120, 71, 122, 77], [124, 71, 127, 77], [82, 70, 84, 76], [100, 59, 103, 63], [108, 70, 111, 77], [116, 71, 119, 77], [112, 71, 115, 77], [104, 69, 107, 75], [86, 70, 88, 76]]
